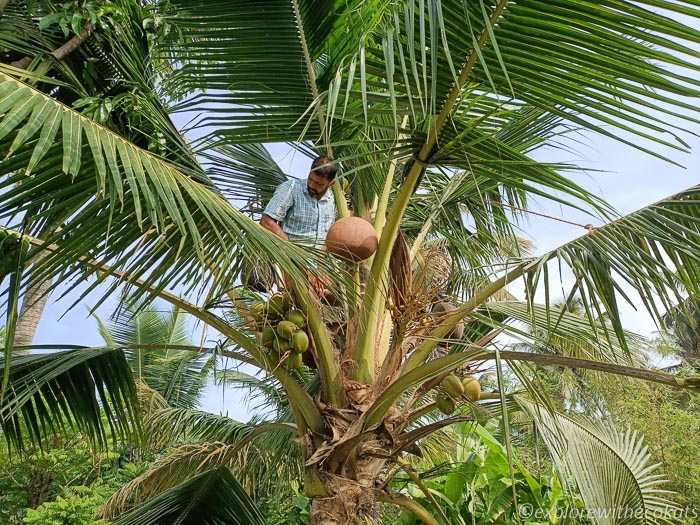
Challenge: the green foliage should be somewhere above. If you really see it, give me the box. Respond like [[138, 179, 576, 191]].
[[38, 1, 123, 38], [390, 420, 582, 525], [4, 0, 700, 523], [95, 300, 212, 410], [0, 435, 147, 525], [258, 482, 310, 525], [600, 374, 700, 513], [0, 349, 140, 452], [113, 467, 266, 525], [23, 486, 108, 525]]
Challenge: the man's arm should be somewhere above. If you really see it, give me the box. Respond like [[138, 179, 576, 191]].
[[261, 179, 295, 241], [260, 213, 289, 241]]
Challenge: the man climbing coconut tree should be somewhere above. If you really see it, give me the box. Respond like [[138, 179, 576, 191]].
[[260, 155, 339, 248], [258, 155, 340, 299]]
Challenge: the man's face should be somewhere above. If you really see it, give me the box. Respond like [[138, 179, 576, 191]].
[[307, 171, 335, 199]]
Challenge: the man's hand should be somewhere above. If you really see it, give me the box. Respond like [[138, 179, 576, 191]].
[[260, 214, 290, 241]]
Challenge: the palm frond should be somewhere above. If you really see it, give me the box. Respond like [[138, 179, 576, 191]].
[[330, 0, 700, 154], [532, 185, 700, 354], [144, 407, 295, 448], [474, 301, 641, 364], [199, 143, 289, 210], [111, 466, 266, 525], [106, 419, 301, 514], [519, 398, 678, 525], [97, 300, 212, 409], [0, 348, 140, 451], [162, 0, 373, 144], [0, 69, 329, 313]]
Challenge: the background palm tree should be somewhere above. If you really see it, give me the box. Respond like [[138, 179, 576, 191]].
[[3, 1, 700, 523], [94, 300, 214, 410], [663, 299, 700, 371]]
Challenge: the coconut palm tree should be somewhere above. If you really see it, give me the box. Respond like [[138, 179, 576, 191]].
[[662, 299, 700, 371], [3, 1, 700, 523]]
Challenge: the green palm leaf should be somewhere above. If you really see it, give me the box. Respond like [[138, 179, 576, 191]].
[[146, 408, 283, 445], [0, 70, 325, 311], [519, 398, 678, 525], [0, 348, 140, 451], [106, 423, 300, 513], [0, 228, 29, 396], [162, 0, 395, 145], [96, 300, 213, 409], [112, 466, 266, 525], [475, 301, 641, 364], [539, 185, 700, 353], [199, 143, 289, 208]]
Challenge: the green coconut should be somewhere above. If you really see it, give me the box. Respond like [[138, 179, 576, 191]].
[[277, 320, 298, 339], [286, 310, 306, 329], [462, 376, 481, 402], [268, 294, 288, 316], [268, 346, 281, 362], [250, 301, 266, 318], [436, 394, 455, 415], [441, 374, 465, 399], [291, 332, 309, 353], [273, 337, 290, 352], [260, 327, 276, 348], [287, 352, 303, 370]]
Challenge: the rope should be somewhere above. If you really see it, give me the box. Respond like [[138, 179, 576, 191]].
[[487, 200, 596, 234]]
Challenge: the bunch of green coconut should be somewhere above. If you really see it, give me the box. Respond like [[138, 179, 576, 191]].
[[435, 373, 481, 415], [250, 293, 309, 370]]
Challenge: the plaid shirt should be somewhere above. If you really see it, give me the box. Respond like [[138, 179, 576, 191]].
[[264, 178, 336, 248]]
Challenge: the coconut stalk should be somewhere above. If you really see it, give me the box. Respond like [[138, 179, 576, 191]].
[[350, 0, 510, 384], [293, 280, 346, 406]]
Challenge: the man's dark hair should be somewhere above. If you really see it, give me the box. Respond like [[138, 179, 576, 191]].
[[310, 155, 339, 180]]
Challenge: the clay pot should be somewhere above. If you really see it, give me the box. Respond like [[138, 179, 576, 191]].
[[326, 217, 378, 262]]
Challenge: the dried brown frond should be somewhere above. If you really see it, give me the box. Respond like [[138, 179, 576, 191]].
[[101, 442, 241, 518], [389, 230, 412, 314]]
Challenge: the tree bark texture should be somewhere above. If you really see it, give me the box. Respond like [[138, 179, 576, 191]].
[[14, 251, 52, 352], [307, 471, 380, 525]]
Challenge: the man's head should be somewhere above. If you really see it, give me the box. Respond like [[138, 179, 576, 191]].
[[307, 155, 338, 199]]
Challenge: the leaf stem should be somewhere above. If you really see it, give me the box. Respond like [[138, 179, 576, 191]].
[[352, 0, 509, 383], [374, 490, 441, 525]]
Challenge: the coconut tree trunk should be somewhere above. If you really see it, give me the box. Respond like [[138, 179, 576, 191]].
[[307, 469, 381, 525], [307, 459, 440, 525], [14, 252, 52, 352]]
